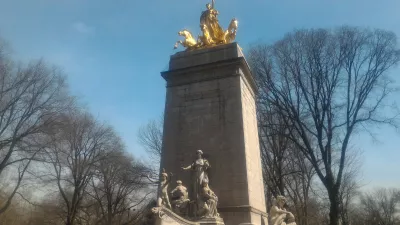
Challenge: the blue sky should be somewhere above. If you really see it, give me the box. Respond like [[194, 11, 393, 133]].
[[1, 0, 399, 189]]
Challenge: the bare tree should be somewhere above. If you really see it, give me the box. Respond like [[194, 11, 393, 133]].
[[44, 111, 118, 225], [88, 150, 151, 225], [256, 82, 317, 225], [338, 149, 363, 225], [249, 26, 400, 225], [284, 149, 316, 225], [359, 188, 400, 225], [258, 106, 292, 197], [137, 115, 163, 166], [0, 37, 71, 214]]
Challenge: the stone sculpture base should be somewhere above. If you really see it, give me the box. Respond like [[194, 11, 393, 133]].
[[198, 217, 225, 225], [153, 207, 225, 225]]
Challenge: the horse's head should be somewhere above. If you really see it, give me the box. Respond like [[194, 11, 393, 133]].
[[178, 30, 185, 37], [229, 18, 238, 30], [178, 29, 192, 38]]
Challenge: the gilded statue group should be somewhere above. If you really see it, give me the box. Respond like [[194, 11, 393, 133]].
[[154, 150, 220, 220], [174, 0, 238, 51]]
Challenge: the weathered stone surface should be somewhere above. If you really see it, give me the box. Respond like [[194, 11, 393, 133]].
[[160, 43, 267, 225], [153, 207, 200, 225], [152, 207, 226, 225], [199, 217, 225, 225], [168, 43, 244, 70]]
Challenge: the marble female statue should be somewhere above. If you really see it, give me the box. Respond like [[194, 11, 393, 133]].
[[270, 196, 297, 225], [182, 150, 210, 202], [198, 179, 220, 218]]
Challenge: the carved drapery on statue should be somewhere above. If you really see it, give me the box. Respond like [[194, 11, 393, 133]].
[[174, 0, 238, 51], [170, 180, 190, 217], [181, 150, 221, 219], [182, 150, 210, 204], [198, 180, 219, 218]]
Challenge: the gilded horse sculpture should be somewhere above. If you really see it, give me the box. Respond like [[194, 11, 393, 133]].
[[174, 30, 198, 50], [224, 18, 238, 43], [174, 0, 238, 50]]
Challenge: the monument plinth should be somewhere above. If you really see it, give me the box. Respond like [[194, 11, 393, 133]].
[[160, 43, 268, 225]]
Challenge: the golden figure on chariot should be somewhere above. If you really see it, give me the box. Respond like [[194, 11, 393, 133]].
[[174, 0, 238, 51]]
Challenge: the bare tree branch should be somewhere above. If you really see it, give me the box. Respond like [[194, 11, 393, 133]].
[[249, 26, 400, 225]]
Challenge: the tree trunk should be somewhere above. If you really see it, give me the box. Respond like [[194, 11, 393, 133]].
[[65, 217, 73, 225], [328, 190, 340, 225]]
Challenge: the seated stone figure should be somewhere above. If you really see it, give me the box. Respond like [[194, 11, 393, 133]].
[[170, 180, 190, 217], [270, 195, 297, 225], [198, 180, 220, 218]]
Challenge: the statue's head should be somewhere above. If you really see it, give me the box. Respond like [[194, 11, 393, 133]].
[[276, 195, 286, 207], [176, 180, 183, 186], [178, 30, 186, 36], [206, 3, 211, 9], [161, 168, 168, 180], [202, 179, 209, 187], [196, 150, 203, 159], [230, 18, 238, 29]]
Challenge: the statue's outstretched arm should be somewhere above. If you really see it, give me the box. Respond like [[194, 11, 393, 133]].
[[182, 163, 193, 170], [144, 175, 157, 184], [170, 187, 178, 195]]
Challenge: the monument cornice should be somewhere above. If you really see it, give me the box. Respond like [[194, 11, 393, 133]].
[[161, 55, 258, 97]]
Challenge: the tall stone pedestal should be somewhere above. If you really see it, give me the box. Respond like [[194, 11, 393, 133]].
[[160, 43, 268, 225]]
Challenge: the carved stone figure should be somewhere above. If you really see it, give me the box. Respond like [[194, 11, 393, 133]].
[[198, 180, 220, 218], [270, 196, 297, 225], [182, 150, 210, 204], [170, 180, 190, 217], [157, 169, 172, 209]]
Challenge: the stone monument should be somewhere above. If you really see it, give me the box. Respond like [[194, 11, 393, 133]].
[[153, 1, 268, 225]]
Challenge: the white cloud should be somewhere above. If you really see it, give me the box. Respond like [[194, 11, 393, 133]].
[[71, 21, 95, 35]]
